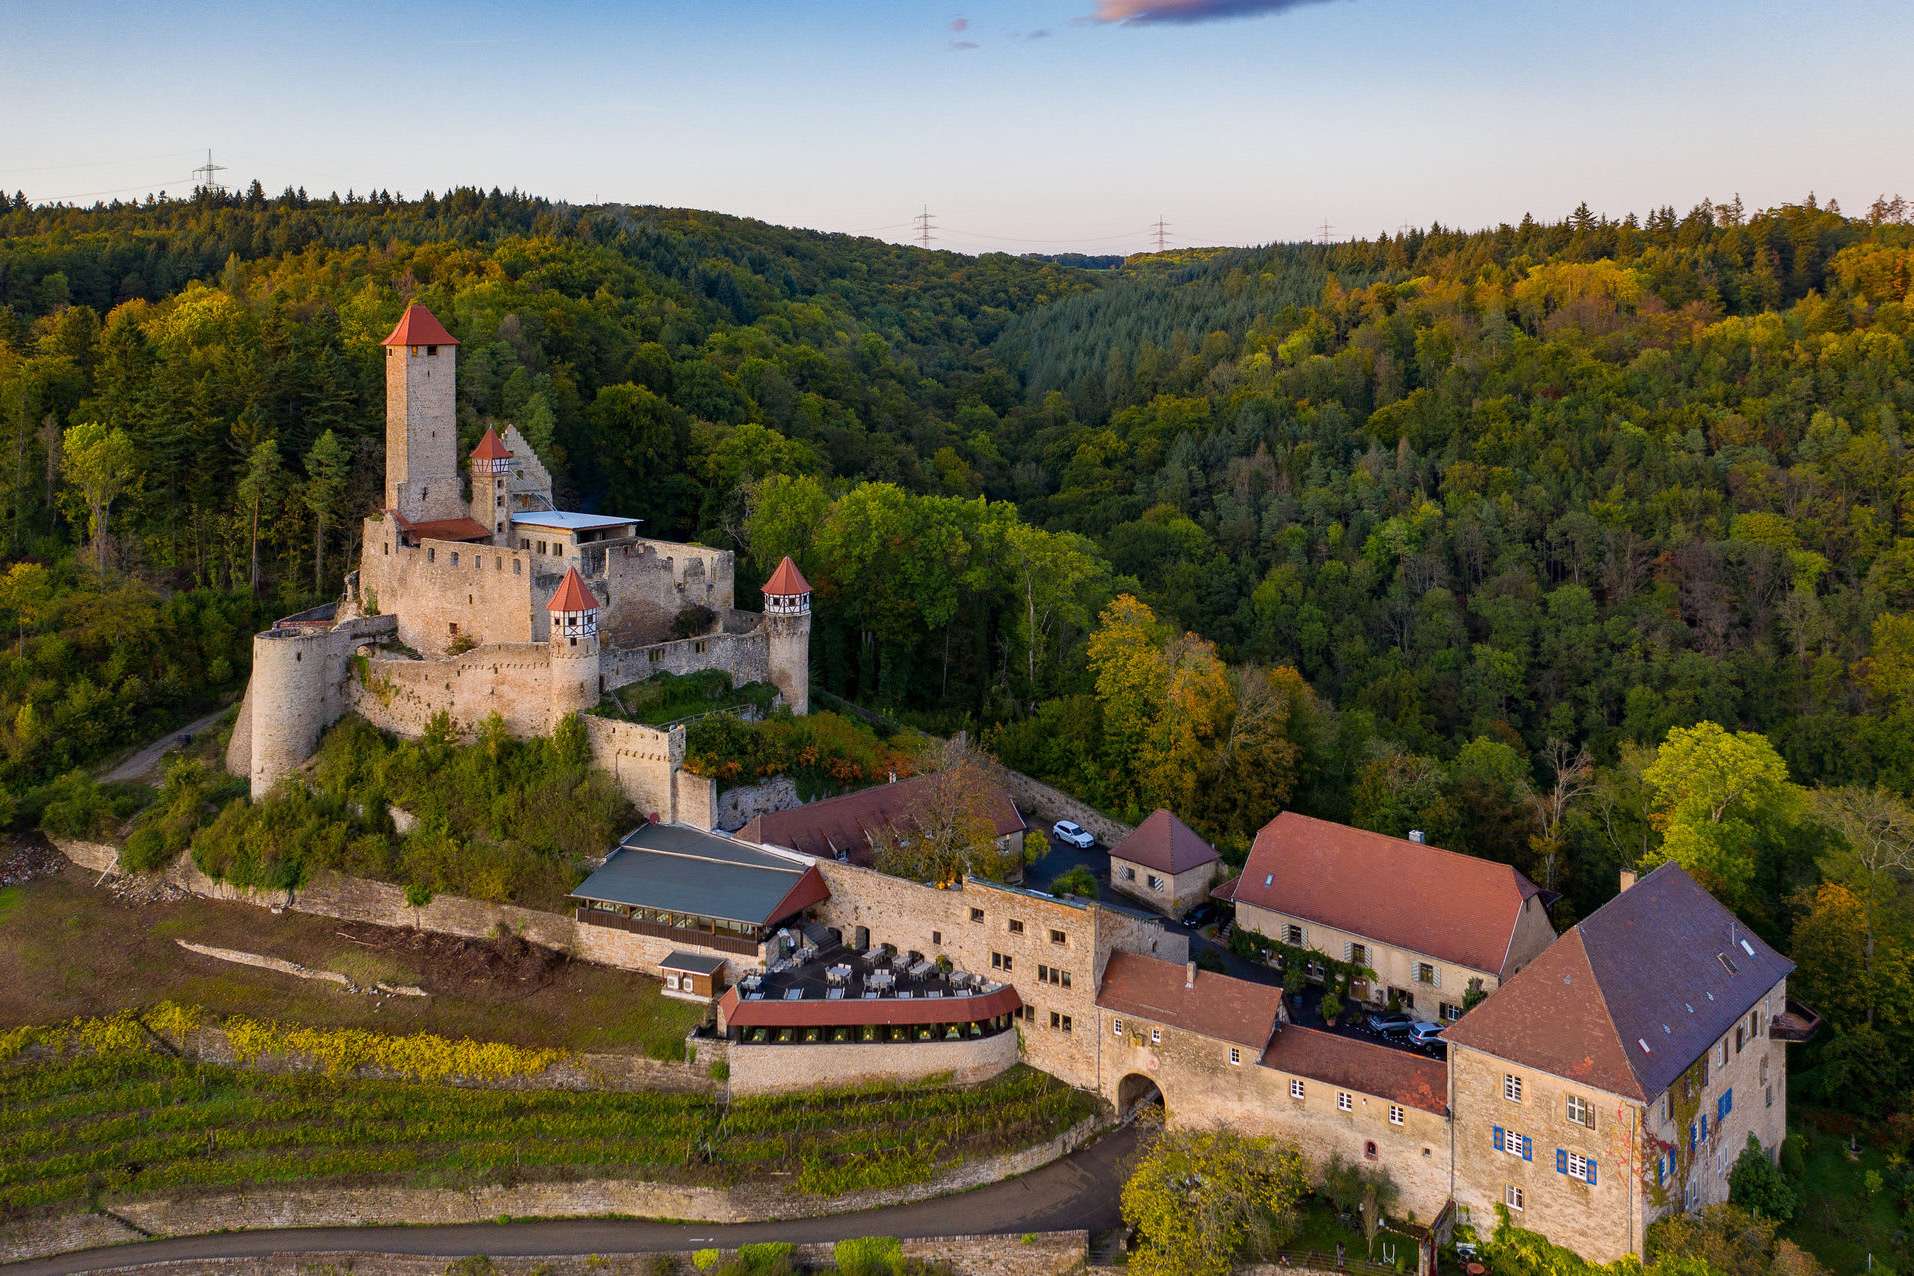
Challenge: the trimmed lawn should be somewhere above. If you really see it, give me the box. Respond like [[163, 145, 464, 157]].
[[0, 864, 701, 1059], [1784, 1108, 1909, 1274]]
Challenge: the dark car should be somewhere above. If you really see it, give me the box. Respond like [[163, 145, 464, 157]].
[[1365, 1010, 1417, 1036], [1179, 903, 1219, 930]]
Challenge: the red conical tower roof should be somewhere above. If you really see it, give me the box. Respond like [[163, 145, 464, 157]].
[[381, 303, 459, 347], [469, 426, 513, 461], [546, 566, 599, 613], [762, 556, 812, 596]]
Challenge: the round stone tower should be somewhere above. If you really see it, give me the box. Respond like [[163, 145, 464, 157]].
[[761, 556, 812, 715], [247, 625, 338, 799], [547, 566, 602, 729], [468, 426, 513, 542]]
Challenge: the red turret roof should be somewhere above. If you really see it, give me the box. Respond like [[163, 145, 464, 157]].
[[381, 303, 459, 347], [762, 555, 812, 596], [546, 566, 599, 614], [469, 426, 512, 461]]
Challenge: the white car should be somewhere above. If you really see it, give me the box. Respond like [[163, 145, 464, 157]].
[[1051, 819, 1096, 849]]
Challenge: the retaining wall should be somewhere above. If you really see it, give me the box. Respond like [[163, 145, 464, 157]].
[[988, 763, 1134, 847], [726, 1024, 1019, 1095], [0, 1115, 1105, 1265]]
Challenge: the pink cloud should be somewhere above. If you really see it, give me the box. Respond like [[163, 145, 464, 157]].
[[1090, 0, 1338, 23]]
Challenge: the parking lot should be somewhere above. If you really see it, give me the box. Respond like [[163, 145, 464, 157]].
[[1284, 983, 1448, 1059]]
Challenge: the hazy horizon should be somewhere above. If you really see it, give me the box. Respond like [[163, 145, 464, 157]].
[[5, 0, 1906, 256]]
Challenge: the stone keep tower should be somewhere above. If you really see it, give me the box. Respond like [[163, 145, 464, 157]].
[[547, 566, 602, 728], [468, 426, 513, 542], [381, 303, 465, 523], [762, 556, 812, 715]]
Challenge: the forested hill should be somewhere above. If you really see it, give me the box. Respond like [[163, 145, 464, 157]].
[[8, 189, 1914, 907]]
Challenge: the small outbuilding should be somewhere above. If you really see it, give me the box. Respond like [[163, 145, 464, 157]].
[[1109, 809, 1219, 918], [659, 950, 726, 1001]]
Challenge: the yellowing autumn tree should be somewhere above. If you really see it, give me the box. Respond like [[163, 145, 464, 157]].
[[1640, 722, 1803, 911]]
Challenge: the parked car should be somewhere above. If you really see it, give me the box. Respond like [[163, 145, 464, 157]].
[[1365, 1010, 1417, 1036], [1408, 1021, 1445, 1047], [1179, 903, 1219, 930], [1051, 819, 1096, 849]]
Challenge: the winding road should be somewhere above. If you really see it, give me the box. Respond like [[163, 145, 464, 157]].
[[7, 1126, 1138, 1275], [97, 705, 233, 786]]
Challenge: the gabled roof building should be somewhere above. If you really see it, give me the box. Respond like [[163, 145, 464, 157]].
[[1108, 809, 1219, 919]]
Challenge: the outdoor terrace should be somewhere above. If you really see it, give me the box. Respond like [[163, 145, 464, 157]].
[[717, 929, 1021, 1045]]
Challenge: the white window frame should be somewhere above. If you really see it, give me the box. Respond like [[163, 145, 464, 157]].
[[1150, 1027, 1161, 1045], [1505, 1184, 1525, 1211], [1337, 1091, 1353, 1112], [1113, 1018, 1124, 1039], [1566, 1094, 1593, 1130], [1229, 1046, 1241, 1066], [1565, 1150, 1592, 1183], [1389, 1104, 1405, 1126], [1290, 1079, 1305, 1100], [1504, 1074, 1523, 1103]]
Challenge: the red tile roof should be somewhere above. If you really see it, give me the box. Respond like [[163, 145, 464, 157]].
[[740, 771, 1026, 867], [381, 302, 459, 347], [1112, 809, 1218, 875], [470, 426, 512, 460], [546, 566, 600, 614], [762, 555, 812, 596], [767, 863, 831, 922], [1230, 812, 1544, 976], [719, 982, 1021, 1029], [1443, 863, 1792, 1100], [1259, 1024, 1449, 1114], [1095, 951, 1284, 1051], [395, 513, 491, 543]]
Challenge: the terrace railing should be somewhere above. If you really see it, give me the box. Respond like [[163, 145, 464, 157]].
[[575, 907, 762, 956]]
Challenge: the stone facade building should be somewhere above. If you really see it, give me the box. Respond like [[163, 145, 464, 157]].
[[1441, 863, 1814, 1264], [226, 303, 812, 810], [1219, 812, 1557, 1022], [1107, 808, 1219, 918]]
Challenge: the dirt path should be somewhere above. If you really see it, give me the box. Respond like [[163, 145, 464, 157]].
[[97, 705, 233, 785], [6, 1126, 1139, 1275]]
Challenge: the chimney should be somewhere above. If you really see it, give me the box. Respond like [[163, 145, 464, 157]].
[[1408, 829, 1426, 844], [1619, 868, 1638, 892], [1185, 959, 1197, 989]]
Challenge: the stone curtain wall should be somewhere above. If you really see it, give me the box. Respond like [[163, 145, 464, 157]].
[[52, 838, 762, 986], [712, 775, 801, 831], [601, 628, 771, 694], [582, 715, 686, 822], [726, 1024, 1019, 1095], [358, 521, 539, 656], [353, 642, 557, 739], [987, 762, 1135, 847]]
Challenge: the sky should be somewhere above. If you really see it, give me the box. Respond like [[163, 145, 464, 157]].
[[4, 0, 1909, 256]]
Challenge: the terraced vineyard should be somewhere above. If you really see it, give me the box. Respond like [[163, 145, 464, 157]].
[[0, 1049, 1094, 1214]]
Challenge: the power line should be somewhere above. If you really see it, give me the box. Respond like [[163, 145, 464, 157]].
[[913, 204, 937, 250], [0, 149, 200, 177], [1317, 218, 1335, 244], [1152, 215, 1171, 252], [192, 148, 227, 195]]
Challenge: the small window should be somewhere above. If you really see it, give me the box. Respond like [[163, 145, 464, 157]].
[[426, 345, 438, 356], [427, 547, 436, 562], [1415, 962, 1439, 986], [1564, 1150, 1596, 1184], [1146, 874, 1163, 891], [930, 930, 942, 947], [1337, 1091, 1353, 1112], [991, 952, 1011, 972], [1440, 1002, 1462, 1022], [1504, 1074, 1523, 1103], [1505, 1185, 1525, 1211], [1290, 1079, 1305, 1100], [1150, 1027, 1161, 1045], [513, 559, 521, 575], [1566, 1094, 1594, 1130], [1113, 1018, 1124, 1038], [970, 908, 984, 924], [1049, 929, 1066, 945], [1049, 1011, 1072, 1033], [1284, 924, 1305, 946], [1008, 919, 1024, 935], [1363, 1140, 1378, 1161], [1389, 1105, 1404, 1126], [450, 552, 459, 566], [1121, 866, 1136, 881], [1229, 1046, 1241, 1066]]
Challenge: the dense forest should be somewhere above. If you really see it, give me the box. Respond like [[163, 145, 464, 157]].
[[7, 187, 1914, 1180]]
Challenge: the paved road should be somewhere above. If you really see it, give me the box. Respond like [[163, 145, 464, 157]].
[[9, 1127, 1140, 1275], [97, 705, 232, 786]]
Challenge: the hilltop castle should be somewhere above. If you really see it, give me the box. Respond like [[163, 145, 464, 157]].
[[226, 303, 812, 820]]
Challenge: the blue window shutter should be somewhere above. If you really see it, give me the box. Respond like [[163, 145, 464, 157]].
[[1556, 1147, 1568, 1174], [1656, 1154, 1665, 1187], [1689, 1122, 1697, 1152], [1701, 1113, 1709, 1140], [1493, 1125, 1505, 1152], [1522, 1135, 1533, 1162], [1587, 1157, 1598, 1185]]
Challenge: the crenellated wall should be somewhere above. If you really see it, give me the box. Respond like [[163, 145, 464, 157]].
[[351, 642, 558, 739], [357, 519, 539, 656], [601, 628, 770, 692]]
